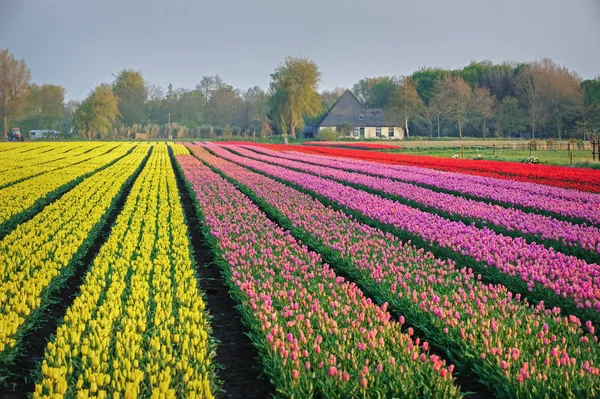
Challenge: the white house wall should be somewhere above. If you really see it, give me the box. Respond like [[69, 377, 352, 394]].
[[318, 126, 404, 140]]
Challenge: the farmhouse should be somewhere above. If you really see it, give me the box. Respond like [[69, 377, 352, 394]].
[[304, 90, 403, 140]]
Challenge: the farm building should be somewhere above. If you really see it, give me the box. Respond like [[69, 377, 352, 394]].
[[304, 89, 403, 139]]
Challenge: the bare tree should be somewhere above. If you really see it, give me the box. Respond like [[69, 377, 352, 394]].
[[516, 61, 548, 140], [321, 87, 346, 108], [432, 76, 472, 138], [517, 59, 582, 139], [0, 49, 31, 138], [260, 119, 273, 138], [542, 62, 581, 139], [387, 76, 424, 137], [470, 86, 496, 138], [145, 84, 165, 123], [196, 75, 224, 122]]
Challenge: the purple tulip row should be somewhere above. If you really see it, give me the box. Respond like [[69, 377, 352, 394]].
[[230, 146, 600, 255], [203, 144, 600, 312], [190, 143, 600, 398], [175, 153, 460, 398], [246, 145, 600, 226]]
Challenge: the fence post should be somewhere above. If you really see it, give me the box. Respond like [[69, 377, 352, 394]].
[[529, 142, 532, 156], [570, 149, 573, 164], [461, 145, 464, 158], [493, 144, 496, 156]]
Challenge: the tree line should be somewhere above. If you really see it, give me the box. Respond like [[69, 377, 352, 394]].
[[1, 47, 598, 140], [375, 59, 599, 140]]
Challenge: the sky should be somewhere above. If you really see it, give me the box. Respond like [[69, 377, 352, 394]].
[[1, 0, 599, 101]]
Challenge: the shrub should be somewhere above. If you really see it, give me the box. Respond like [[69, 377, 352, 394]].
[[317, 128, 338, 142], [336, 123, 354, 137]]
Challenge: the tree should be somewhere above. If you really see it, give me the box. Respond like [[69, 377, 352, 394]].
[[59, 99, 80, 136], [74, 84, 119, 139], [498, 96, 526, 137], [516, 61, 549, 140], [260, 119, 273, 138], [113, 69, 147, 126], [321, 87, 345, 108], [338, 123, 354, 137], [516, 59, 582, 139], [352, 77, 395, 108], [468, 61, 517, 101], [579, 78, 600, 139], [196, 75, 224, 123], [412, 67, 448, 105], [269, 56, 323, 141], [0, 49, 31, 138], [582, 77, 600, 105], [432, 76, 472, 138], [174, 88, 203, 125], [469, 86, 496, 138], [208, 83, 243, 127], [145, 84, 166, 124], [387, 76, 424, 137], [542, 62, 581, 139], [241, 86, 269, 129], [19, 84, 65, 130]]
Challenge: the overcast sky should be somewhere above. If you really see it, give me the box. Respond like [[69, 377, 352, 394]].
[[1, 0, 599, 100]]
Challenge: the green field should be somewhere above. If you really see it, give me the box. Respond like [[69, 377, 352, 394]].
[[309, 138, 598, 167], [389, 146, 598, 167]]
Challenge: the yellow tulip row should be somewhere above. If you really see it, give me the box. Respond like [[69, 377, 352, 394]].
[[0, 143, 137, 224], [0, 143, 75, 172], [34, 143, 215, 398], [169, 143, 191, 155], [0, 143, 116, 187], [0, 144, 150, 356], [0, 142, 58, 162]]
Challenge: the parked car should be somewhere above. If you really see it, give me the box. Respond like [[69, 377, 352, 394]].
[[30, 130, 59, 139]]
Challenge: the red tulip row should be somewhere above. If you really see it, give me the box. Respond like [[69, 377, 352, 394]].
[[262, 145, 600, 193]]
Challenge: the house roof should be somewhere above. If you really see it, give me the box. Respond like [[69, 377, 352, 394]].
[[317, 90, 394, 127]]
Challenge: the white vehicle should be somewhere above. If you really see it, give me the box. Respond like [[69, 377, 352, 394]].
[[30, 130, 58, 139]]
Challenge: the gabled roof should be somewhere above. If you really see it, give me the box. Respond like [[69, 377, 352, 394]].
[[317, 90, 392, 127]]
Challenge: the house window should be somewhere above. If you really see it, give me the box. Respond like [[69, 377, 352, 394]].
[[376, 127, 382, 137], [353, 127, 359, 137], [389, 128, 394, 137], [359, 114, 364, 120]]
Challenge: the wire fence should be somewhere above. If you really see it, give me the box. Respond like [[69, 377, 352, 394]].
[[397, 141, 599, 165]]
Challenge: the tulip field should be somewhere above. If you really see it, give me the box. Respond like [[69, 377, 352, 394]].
[[0, 141, 599, 398]]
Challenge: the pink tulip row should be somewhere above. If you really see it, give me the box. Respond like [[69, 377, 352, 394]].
[[232, 146, 600, 255], [175, 153, 461, 398], [203, 144, 600, 312], [190, 144, 600, 397], [248, 145, 600, 226]]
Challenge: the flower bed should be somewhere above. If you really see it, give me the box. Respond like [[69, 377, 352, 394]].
[[175, 149, 460, 398], [192, 143, 600, 398], [263, 145, 600, 193], [205, 144, 600, 316], [0, 145, 150, 376], [34, 144, 216, 398], [235, 145, 600, 258]]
